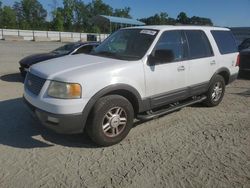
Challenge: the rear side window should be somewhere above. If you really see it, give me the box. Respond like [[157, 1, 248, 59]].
[[185, 30, 213, 59], [211, 30, 238, 54]]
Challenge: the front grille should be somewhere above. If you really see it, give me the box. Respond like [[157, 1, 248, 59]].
[[25, 72, 46, 96]]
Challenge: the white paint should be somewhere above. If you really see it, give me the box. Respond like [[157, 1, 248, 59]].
[[24, 25, 239, 115]]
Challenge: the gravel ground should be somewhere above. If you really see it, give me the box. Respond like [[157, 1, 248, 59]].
[[0, 40, 250, 188]]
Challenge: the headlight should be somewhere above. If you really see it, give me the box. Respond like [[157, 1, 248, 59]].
[[48, 81, 82, 99]]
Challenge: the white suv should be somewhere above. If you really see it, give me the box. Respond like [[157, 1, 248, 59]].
[[23, 26, 239, 146]]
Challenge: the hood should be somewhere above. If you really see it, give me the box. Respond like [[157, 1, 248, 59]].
[[30, 54, 128, 81], [19, 53, 64, 66]]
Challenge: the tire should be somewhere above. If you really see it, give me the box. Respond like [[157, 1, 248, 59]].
[[87, 95, 134, 146], [204, 75, 225, 107]]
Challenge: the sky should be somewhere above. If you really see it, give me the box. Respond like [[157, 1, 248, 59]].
[[1, 0, 250, 27]]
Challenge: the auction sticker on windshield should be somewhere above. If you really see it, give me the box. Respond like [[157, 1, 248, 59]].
[[140, 30, 157, 35]]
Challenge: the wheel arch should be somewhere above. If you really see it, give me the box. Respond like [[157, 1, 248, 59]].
[[210, 67, 230, 85], [82, 84, 144, 129]]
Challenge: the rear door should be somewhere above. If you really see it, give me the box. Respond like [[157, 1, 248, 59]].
[[184, 30, 216, 95]]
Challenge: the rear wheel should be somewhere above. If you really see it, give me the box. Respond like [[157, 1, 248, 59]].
[[87, 95, 134, 146], [204, 75, 225, 107]]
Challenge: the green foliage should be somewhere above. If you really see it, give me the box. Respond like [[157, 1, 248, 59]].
[[113, 7, 131, 18], [52, 8, 64, 31], [62, 0, 74, 31], [90, 0, 113, 16], [190, 16, 213, 26], [0, 0, 213, 32], [140, 12, 175, 25], [177, 12, 189, 24], [1, 6, 17, 28], [140, 12, 213, 26], [0, 1, 2, 27], [12, 0, 47, 30]]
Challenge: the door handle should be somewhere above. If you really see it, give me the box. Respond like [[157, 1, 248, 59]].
[[177, 66, 185, 71], [210, 60, 216, 65]]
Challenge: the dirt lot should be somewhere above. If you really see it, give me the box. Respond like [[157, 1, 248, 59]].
[[0, 40, 250, 188]]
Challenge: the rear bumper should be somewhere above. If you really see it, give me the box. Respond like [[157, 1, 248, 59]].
[[228, 73, 238, 84], [239, 68, 250, 72], [23, 97, 85, 134]]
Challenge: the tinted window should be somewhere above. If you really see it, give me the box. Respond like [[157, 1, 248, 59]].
[[52, 43, 81, 55], [154, 30, 185, 62], [211, 30, 238, 54], [185, 30, 213, 59], [73, 44, 97, 55]]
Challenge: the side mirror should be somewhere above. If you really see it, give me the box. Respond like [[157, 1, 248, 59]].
[[148, 49, 174, 66]]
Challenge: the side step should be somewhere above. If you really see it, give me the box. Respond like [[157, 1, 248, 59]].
[[137, 95, 207, 121]]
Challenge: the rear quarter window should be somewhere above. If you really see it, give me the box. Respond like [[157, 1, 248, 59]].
[[211, 30, 238, 54]]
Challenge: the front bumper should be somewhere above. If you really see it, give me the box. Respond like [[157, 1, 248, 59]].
[[19, 66, 28, 77], [23, 97, 85, 134]]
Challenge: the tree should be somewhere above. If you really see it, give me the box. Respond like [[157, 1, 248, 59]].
[[22, 0, 47, 29], [140, 11, 213, 26], [90, 0, 113, 16], [113, 7, 131, 18], [190, 16, 213, 26], [51, 8, 64, 31], [62, 0, 75, 31], [139, 12, 175, 25], [73, 0, 91, 32], [13, 0, 47, 30], [2, 6, 17, 28], [177, 12, 190, 24], [13, 2, 25, 29], [0, 1, 2, 27]]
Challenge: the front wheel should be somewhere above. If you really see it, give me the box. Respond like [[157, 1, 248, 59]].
[[204, 75, 225, 107], [87, 95, 134, 146]]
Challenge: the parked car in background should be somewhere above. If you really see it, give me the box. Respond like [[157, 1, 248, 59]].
[[238, 38, 250, 51], [19, 42, 100, 77], [238, 38, 250, 74]]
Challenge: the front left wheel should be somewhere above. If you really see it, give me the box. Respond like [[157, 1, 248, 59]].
[[87, 95, 134, 146]]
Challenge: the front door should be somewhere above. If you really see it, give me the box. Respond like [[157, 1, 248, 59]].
[[144, 30, 188, 108]]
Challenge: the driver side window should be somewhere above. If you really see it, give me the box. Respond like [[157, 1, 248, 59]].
[[153, 30, 185, 63]]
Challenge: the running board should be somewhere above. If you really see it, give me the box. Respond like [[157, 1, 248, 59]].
[[137, 96, 207, 121]]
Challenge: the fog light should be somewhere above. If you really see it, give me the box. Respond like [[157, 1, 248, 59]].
[[47, 116, 59, 124]]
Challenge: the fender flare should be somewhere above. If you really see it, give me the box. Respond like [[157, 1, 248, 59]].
[[209, 67, 230, 86], [81, 84, 144, 128]]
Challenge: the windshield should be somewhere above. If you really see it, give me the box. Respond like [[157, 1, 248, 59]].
[[52, 43, 81, 55], [91, 29, 158, 60]]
